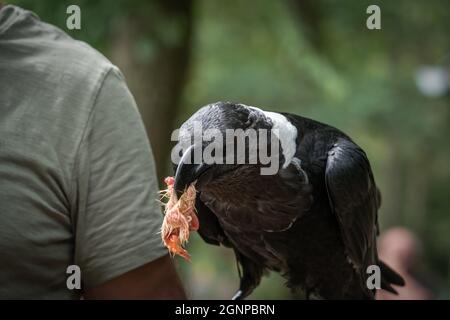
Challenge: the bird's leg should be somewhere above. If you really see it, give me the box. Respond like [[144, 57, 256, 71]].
[[231, 251, 264, 300], [304, 284, 322, 300]]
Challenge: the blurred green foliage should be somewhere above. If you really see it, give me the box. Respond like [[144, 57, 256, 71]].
[[9, 0, 450, 298]]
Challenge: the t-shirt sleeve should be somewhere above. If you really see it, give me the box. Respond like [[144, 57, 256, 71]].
[[72, 66, 168, 288]]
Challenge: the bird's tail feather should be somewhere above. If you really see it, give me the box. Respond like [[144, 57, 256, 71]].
[[380, 260, 405, 294]]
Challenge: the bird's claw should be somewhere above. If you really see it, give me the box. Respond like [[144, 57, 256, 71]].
[[231, 290, 243, 300]]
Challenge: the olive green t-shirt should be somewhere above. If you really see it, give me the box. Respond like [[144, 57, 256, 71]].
[[0, 5, 167, 299]]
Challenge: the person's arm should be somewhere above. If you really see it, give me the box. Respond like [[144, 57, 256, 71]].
[[84, 255, 186, 299], [73, 66, 186, 299]]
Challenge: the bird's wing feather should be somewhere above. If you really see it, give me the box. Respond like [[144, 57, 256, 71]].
[[198, 162, 312, 233], [325, 139, 379, 270]]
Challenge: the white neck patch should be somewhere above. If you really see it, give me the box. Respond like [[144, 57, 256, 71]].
[[247, 106, 298, 168]]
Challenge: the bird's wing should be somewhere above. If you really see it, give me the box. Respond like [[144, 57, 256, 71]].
[[325, 138, 379, 270], [198, 161, 312, 234]]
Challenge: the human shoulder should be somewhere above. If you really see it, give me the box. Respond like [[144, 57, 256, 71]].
[[2, 5, 117, 89]]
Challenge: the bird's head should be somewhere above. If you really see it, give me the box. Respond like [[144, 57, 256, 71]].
[[172, 101, 297, 197]]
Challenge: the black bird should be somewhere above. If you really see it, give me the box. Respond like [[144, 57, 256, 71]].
[[173, 101, 404, 299]]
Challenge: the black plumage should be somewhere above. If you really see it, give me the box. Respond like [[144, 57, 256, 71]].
[[173, 102, 404, 299]]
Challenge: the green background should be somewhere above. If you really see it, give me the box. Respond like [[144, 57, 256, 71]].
[[9, 0, 450, 299]]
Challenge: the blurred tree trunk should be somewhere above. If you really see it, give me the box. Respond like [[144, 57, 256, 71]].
[[285, 0, 325, 54], [110, 0, 194, 182]]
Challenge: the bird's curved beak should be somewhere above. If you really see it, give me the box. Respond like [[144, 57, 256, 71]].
[[174, 145, 212, 199]]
